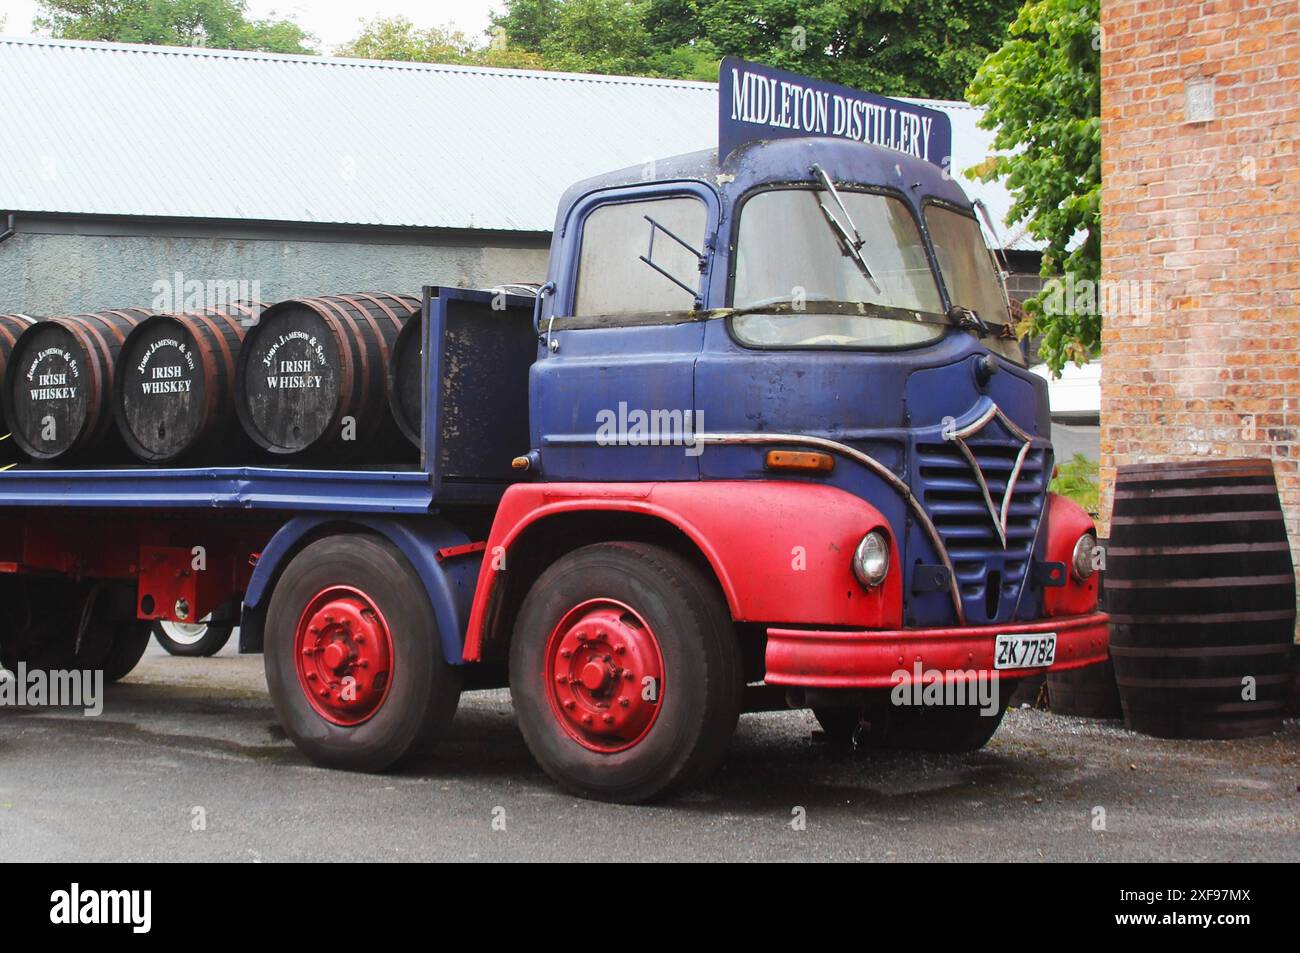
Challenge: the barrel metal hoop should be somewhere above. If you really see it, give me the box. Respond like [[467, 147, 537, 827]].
[[0, 314, 35, 348], [351, 291, 409, 331], [180, 312, 228, 443], [60, 316, 113, 450], [1104, 573, 1296, 589], [1110, 510, 1282, 525], [203, 302, 256, 342], [1109, 643, 1292, 658], [305, 297, 366, 434], [335, 295, 393, 372], [381, 292, 421, 312], [99, 309, 144, 343]]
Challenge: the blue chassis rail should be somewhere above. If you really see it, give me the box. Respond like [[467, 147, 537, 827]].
[[0, 466, 436, 514]]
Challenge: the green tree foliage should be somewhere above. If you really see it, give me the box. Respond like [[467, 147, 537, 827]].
[[335, 16, 545, 69], [966, 0, 1100, 372], [1049, 452, 1099, 514], [538, 0, 655, 75], [335, 17, 478, 62], [35, 0, 316, 54], [490, 0, 1023, 93], [491, 0, 557, 50]]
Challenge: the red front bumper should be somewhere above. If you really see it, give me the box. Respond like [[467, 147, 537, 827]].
[[765, 612, 1110, 689]]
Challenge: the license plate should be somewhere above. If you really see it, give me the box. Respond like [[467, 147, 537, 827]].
[[994, 632, 1057, 670]]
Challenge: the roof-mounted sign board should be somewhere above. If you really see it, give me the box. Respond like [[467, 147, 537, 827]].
[[718, 56, 953, 171]]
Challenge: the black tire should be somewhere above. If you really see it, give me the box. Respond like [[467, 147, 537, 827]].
[[264, 534, 461, 772], [0, 578, 80, 672], [884, 703, 1007, 753], [814, 698, 1005, 753], [79, 620, 153, 684], [509, 542, 743, 803], [813, 706, 861, 743], [152, 607, 236, 657], [812, 703, 892, 748], [0, 580, 148, 683]]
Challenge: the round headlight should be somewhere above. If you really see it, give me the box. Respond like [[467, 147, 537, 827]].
[[1071, 533, 1098, 581], [853, 531, 890, 588]]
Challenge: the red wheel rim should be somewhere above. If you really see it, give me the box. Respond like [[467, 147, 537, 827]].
[[294, 586, 394, 726], [544, 598, 665, 753]]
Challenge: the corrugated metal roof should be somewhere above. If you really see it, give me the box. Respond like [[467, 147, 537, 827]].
[[0, 36, 1034, 248]]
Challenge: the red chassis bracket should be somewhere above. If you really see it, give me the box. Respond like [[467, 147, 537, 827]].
[[462, 480, 903, 661], [137, 545, 230, 624], [766, 612, 1110, 689]]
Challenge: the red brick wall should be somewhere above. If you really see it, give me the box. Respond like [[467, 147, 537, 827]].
[[1100, 0, 1300, 633]]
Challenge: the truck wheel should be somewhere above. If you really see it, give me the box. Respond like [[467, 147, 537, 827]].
[[1, 581, 151, 683], [153, 608, 235, 657], [263, 534, 461, 772], [0, 578, 81, 672], [509, 542, 743, 803], [884, 704, 1007, 753], [78, 620, 153, 684]]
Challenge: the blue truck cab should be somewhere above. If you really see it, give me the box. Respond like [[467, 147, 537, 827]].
[[535, 137, 1053, 628]]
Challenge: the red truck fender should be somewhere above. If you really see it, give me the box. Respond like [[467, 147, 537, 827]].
[[1042, 492, 1102, 617], [461, 480, 903, 661]]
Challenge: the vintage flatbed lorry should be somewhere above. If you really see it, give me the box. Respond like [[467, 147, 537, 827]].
[[0, 60, 1107, 801]]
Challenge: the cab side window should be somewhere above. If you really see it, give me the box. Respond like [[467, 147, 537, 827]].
[[573, 196, 707, 317]]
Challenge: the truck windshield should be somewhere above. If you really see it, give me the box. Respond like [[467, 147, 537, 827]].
[[925, 205, 1011, 326], [731, 188, 944, 349]]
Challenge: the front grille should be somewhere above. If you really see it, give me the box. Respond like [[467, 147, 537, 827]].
[[915, 425, 1050, 620]]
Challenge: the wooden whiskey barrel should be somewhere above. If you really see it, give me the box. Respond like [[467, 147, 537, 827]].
[[4, 309, 152, 462], [235, 293, 418, 460], [0, 314, 39, 463], [1107, 459, 1296, 738], [113, 302, 264, 463], [387, 311, 423, 448], [1047, 659, 1122, 717], [0, 313, 38, 373]]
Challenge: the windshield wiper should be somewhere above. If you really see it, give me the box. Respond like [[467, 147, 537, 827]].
[[972, 198, 1014, 313], [810, 163, 881, 293]]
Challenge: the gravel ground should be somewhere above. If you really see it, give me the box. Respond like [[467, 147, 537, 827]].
[[0, 641, 1295, 862]]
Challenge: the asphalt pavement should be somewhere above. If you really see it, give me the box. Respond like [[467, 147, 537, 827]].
[[0, 640, 1296, 862]]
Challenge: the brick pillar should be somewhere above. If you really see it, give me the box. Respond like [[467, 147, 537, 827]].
[[1100, 0, 1300, 637]]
